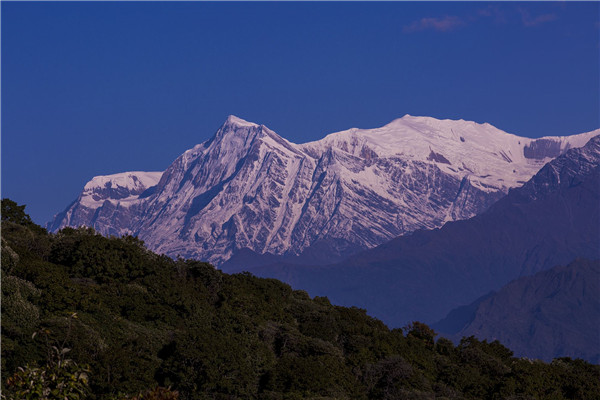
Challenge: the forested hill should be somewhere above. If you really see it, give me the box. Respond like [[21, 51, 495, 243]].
[[2, 199, 599, 400]]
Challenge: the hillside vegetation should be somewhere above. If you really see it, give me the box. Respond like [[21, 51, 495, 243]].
[[2, 199, 599, 399]]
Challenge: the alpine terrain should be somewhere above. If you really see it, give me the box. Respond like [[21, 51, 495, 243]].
[[250, 135, 600, 333], [48, 115, 599, 266]]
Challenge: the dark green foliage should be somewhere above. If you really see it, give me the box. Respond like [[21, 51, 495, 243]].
[[2, 199, 600, 399], [120, 386, 180, 400], [5, 359, 90, 400], [2, 198, 34, 226], [4, 315, 91, 400]]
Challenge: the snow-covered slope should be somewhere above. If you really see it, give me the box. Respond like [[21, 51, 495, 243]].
[[47, 171, 162, 236], [302, 115, 594, 191], [79, 172, 163, 208], [48, 115, 599, 265]]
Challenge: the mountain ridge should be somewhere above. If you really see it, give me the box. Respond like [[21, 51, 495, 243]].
[[247, 135, 600, 327], [48, 115, 599, 265], [433, 258, 600, 364]]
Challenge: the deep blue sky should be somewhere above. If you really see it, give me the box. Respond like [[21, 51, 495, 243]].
[[2, 2, 599, 225]]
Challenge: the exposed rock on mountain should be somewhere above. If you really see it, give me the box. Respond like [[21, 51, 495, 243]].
[[249, 135, 600, 328], [48, 115, 598, 265]]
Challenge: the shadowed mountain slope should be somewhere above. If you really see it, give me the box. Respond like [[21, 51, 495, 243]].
[[249, 135, 600, 328], [433, 258, 600, 363]]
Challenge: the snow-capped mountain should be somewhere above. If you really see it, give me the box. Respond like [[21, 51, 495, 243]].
[[48, 115, 599, 265], [47, 172, 163, 237], [250, 134, 600, 327]]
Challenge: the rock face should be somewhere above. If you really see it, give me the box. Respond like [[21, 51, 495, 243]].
[[48, 115, 599, 265], [433, 259, 600, 364], [249, 135, 600, 328]]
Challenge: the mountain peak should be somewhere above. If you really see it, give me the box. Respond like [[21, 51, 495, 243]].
[[224, 115, 257, 128], [216, 115, 294, 151], [204, 115, 262, 148], [49, 114, 599, 266]]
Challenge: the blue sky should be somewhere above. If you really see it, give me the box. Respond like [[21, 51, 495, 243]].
[[2, 2, 599, 225]]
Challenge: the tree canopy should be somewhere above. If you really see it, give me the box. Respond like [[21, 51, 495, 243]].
[[2, 198, 599, 399]]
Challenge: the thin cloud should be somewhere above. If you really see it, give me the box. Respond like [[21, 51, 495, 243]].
[[403, 15, 465, 33], [519, 8, 558, 27], [477, 5, 507, 24], [404, 6, 559, 34]]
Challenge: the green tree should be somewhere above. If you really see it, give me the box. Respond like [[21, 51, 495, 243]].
[[2, 198, 34, 226]]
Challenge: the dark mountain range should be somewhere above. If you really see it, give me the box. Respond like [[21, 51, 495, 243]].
[[248, 135, 600, 331], [433, 258, 600, 364]]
